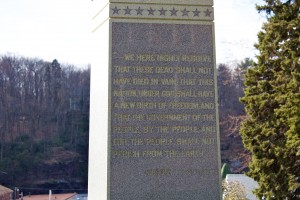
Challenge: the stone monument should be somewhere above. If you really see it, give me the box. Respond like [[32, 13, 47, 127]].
[[89, 0, 221, 199]]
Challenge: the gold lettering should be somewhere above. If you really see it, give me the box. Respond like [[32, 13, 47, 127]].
[[198, 67, 212, 74], [156, 54, 180, 62], [201, 138, 217, 145], [181, 55, 211, 63], [157, 126, 169, 133], [114, 102, 157, 109], [176, 138, 217, 145], [138, 90, 159, 97], [172, 126, 198, 133], [124, 54, 212, 63], [112, 138, 128, 146], [146, 114, 190, 121], [132, 78, 149, 85], [112, 52, 217, 162], [113, 126, 216, 135], [114, 102, 135, 109], [171, 126, 216, 134], [114, 66, 130, 73], [114, 114, 215, 122], [192, 114, 215, 121], [144, 138, 173, 145], [113, 78, 131, 85], [169, 102, 215, 109], [161, 90, 214, 98], [132, 66, 154, 73], [199, 79, 214, 85], [124, 54, 135, 61], [160, 78, 177, 85], [158, 103, 167, 109], [142, 126, 154, 133], [112, 150, 140, 158], [164, 150, 203, 157], [113, 90, 167, 97], [175, 67, 198, 74], [201, 126, 216, 133], [142, 150, 163, 157], [155, 66, 174, 73], [198, 90, 214, 97], [180, 78, 196, 85], [129, 138, 143, 145], [114, 114, 130, 121], [113, 90, 137, 97], [132, 114, 145, 121], [136, 54, 156, 62], [150, 78, 159, 85]]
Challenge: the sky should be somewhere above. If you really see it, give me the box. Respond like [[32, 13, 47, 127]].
[[0, 0, 266, 67]]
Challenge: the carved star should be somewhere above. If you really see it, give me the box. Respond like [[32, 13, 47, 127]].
[[170, 7, 178, 16], [159, 7, 167, 16], [148, 7, 156, 15], [112, 6, 120, 15], [124, 6, 132, 15], [193, 8, 200, 17], [136, 6, 144, 15], [204, 8, 212, 17], [181, 8, 189, 16]]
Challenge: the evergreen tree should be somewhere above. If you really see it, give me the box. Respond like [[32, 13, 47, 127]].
[[217, 64, 233, 111], [240, 0, 300, 199], [233, 58, 254, 115], [233, 58, 253, 91]]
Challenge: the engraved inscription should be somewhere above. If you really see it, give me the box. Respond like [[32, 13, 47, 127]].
[[110, 22, 220, 199], [112, 48, 217, 156]]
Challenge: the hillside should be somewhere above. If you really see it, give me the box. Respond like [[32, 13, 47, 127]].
[[217, 60, 253, 173], [0, 55, 250, 195], [0, 55, 90, 194]]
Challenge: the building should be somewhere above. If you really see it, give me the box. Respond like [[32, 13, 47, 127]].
[[0, 185, 13, 200], [23, 193, 77, 200]]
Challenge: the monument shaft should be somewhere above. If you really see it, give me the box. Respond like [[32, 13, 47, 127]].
[[91, 0, 221, 199]]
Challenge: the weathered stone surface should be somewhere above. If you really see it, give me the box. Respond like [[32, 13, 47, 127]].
[[109, 21, 221, 199]]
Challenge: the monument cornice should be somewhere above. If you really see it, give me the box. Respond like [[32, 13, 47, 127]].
[[109, 0, 213, 6], [110, 3, 214, 21]]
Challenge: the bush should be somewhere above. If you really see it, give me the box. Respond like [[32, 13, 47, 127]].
[[223, 180, 248, 200]]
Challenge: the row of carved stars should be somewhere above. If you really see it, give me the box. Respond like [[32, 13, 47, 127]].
[[111, 6, 212, 17]]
